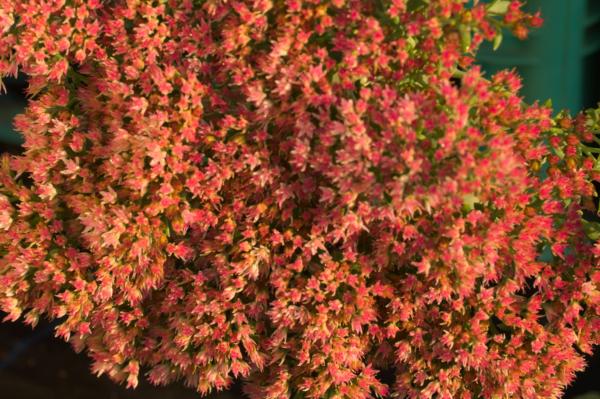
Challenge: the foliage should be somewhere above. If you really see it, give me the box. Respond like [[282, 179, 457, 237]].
[[0, 0, 598, 398]]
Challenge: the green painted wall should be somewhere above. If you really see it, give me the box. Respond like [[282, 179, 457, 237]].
[[478, 0, 600, 113]]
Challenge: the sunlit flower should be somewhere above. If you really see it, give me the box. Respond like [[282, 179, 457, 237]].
[[0, 1, 597, 398]]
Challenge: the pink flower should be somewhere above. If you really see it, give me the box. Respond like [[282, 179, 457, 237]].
[[0, 1, 597, 398], [0, 194, 12, 230]]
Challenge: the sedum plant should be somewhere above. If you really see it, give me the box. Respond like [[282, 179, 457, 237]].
[[0, 0, 599, 398]]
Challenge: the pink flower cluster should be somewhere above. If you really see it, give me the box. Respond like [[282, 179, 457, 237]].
[[0, 0, 598, 398]]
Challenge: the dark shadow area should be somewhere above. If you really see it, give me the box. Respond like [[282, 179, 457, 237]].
[[0, 317, 244, 399], [0, 75, 26, 148], [583, 46, 600, 110], [563, 349, 600, 398]]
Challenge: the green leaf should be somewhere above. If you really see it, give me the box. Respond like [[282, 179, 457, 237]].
[[582, 220, 600, 241], [492, 32, 503, 51], [462, 193, 479, 212], [459, 25, 472, 52], [487, 0, 511, 15], [407, 0, 429, 12]]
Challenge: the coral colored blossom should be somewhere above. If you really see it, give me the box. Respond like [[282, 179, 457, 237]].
[[0, 1, 599, 399]]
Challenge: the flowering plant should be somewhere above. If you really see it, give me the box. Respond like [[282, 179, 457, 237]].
[[0, 0, 599, 398]]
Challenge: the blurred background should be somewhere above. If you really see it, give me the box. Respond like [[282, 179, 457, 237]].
[[1, 0, 600, 397], [478, 0, 600, 113]]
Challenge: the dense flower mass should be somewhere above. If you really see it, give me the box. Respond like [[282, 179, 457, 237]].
[[0, 0, 599, 398]]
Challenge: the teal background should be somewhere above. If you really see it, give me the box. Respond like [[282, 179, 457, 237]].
[[477, 0, 600, 113]]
